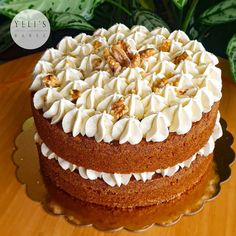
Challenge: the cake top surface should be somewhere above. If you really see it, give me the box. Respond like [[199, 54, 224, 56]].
[[30, 23, 222, 145]]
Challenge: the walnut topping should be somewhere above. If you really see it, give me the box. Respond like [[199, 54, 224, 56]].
[[103, 47, 110, 60], [152, 73, 176, 91], [139, 48, 155, 59], [70, 89, 81, 101], [173, 51, 188, 64], [130, 53, 141, 68], [117, 40, 129, 52], [104, 40, 155, 74], [103, 47, 122, 75], [110, 97, 128, 119], [159, 40, 171, 52], [111, 44, 131, 67], [92, 58, 102, 69], [42, 74, 60, 87], [93, 40, 102, 49]]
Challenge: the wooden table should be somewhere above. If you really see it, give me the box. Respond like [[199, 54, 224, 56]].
[[0, 53, 235, 236]]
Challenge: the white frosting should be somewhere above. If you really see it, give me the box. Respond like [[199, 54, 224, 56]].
[[59, 80, 89, 100], [57, 68, 84, 82], [150, 27, 170, 38], [35, 113, 222, 187], [75, 33, 92, 43], [41, 48, 63, 61], [84, 71, 110, 88], [33, 61, 54, 76], [33, 87, 62, 110], [112, 117, 143, 144], [62, 107, 95, 136], [76, 86, 105, 109], [57, 36, 78, 53], [43, 98, 75, 124], [168, 30, 190, 44], [85, 112, 115, 142], [54, 56, 78, 70], [31, 24, 222, 144], [141, 113, 169, 142]]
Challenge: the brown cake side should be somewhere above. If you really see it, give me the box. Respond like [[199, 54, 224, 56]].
[[32, 97, 219, 173], [38, 143, 213, 208], [43, 161, 214, 228]]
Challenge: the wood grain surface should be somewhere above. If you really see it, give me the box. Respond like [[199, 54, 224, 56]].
[[0, 53, 235, 236]]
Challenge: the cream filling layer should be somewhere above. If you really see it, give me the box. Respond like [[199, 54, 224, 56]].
[[35, 113, 222, 187]]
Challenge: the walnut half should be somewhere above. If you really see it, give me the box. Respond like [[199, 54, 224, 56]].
[[110, 97, 128, 119]]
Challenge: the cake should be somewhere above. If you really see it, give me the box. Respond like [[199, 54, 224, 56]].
[[30, 23, 223, 208]]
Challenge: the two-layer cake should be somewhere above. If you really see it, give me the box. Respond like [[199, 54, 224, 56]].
[[30, 24, 222, 208]]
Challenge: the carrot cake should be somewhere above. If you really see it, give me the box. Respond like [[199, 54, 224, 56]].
[[30, 24, 222, 208]]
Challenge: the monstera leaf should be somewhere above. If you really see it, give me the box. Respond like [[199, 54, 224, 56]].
[[172, 0, 188, 9], [48, 12, 95, 31], [0, 0, 104, 20], [227, 33, 236, 83], [133, 10, 169, 30], [199, 0, 236, 25]]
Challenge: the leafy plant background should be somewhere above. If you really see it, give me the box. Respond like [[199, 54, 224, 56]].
[[0, 0, 235, 81]]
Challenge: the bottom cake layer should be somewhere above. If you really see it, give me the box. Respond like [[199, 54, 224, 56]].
[[38, 145, 213, 208], [43, 160, 216, 229]]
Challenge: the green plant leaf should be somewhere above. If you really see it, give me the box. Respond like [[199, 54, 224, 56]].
[[172, 0, 188, 9], [47, 11, 95, 31], [91, 1, 132, 29], [199, 0, 236, 25], [133, 10, 169, 30], [0, 0, 104, 20], [139, 0, 156, 11], [226, 33, 236, 83], [0, 20, 14, 53]]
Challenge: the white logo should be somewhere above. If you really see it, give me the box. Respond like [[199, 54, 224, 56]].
[[10, 9, 50, 50]]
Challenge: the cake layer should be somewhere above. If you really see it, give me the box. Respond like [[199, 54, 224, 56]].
[[43, 162, 214, 228], [30, 25, 222, 145], [39, 148, 213, 208], [33, 101, 219, 173], [35, 115, 222, 187]]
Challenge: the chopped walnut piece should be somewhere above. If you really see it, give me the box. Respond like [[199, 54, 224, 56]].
[[130, 53, 141, 68], [110, 97, 128, 119], [103, 48, 122, 75], [42, 74, 60, 87], [159, 40, 171, 52], [93, 40, 102, 49], [152, 74, 176, 91], [173, 51, 188, 64], [70, 89, 81, 101], [92, 58, 102, 69], [117, 40, 129, 52], [103, 47, 110, 60], [139, 48, 155, 58], [111, 45, 131, 67]]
